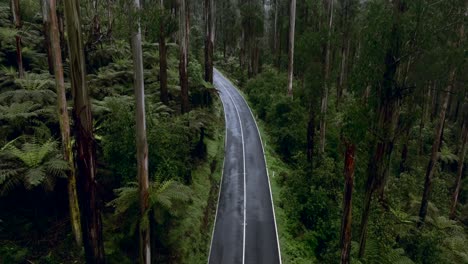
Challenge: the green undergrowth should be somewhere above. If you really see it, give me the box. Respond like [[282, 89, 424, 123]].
[[172, 98, 225, 263]]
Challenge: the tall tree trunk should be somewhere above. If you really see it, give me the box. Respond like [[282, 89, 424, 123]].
[[336, 0, 351, 108], [131, 0, 151, 261], [319, 0, 334, 153], [287, 0, 296, 97], [273, 0, 279, 58], [179, 0, 190, 114], [42, 0, 82, 247], [159, 0, 169, 104], [358, 0, 404, 257], [306, 107, 316, 163], [63, 0, 105, 262], [204, 0, 214, 83], [419, 17, 464, 226], [450, 119, 467, 219], [340, 142, 356, 264], [418, 71, 453, 227], [11, 0, 24, 78], [41, 1, 54, 75]]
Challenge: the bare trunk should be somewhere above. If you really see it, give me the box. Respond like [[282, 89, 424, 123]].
[[450, 120, 467, 219], [287, 0, 296, 97], [420, 17, 464, 226], [319, 0, 334, 153], [336, 0, 351, 108], [204, 0, 214, 83], [418, 72, 453, 226], [41, 2, 53, 75], [340, 142, 356, 264], [11, 0, 24, 78], [131, 0, 151, 261], [42, 0, 82, 247], [179, 0, 190, 114], [358, 0, 404, 257], [63, 0, 105, 262], [159, 0, 169, 104]]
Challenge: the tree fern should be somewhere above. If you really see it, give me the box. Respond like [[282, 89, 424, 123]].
[[108, 177, 192, 234], [0, 138, 68, 195]]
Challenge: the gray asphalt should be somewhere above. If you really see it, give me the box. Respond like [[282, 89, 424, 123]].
[[208, 69, 281, 264]]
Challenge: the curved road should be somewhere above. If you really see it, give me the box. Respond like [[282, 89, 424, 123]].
[[208, 69, 281, 264]]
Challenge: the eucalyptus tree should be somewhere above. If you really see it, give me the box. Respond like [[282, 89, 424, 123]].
[[10, 0, 24, 78], [419, 16, 465, 226], [63, 0, 105, 262], [159, 0, 169, 104], [41, 0, 82, 247], [286, 0, 296, 97], [179, 0, 190, 114], [319, 0, 334, 153], [204, 0, 214, 83], [130, 0, 151, 261]]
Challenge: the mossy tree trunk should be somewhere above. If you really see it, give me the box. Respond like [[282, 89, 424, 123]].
[[63, 0, 105, 262]]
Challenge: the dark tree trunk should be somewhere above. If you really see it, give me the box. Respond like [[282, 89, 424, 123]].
[[450, 119, 467, 219], [306, 108, 316, 163], [358, 0, 404, 258], [418, 73, 452, 226], [340, 142, 356, 264], [63, 0, 105, 262], [42, 0, 82, 246], [159, 0, 169, 105]]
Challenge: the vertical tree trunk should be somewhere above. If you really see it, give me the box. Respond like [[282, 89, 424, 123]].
[[340, 142, 356, 264], [319, 0, 334, 153], [420, 17, 464, 226], [450, 119, 467, 219], [418, 71, 453, 226], [41, 1, 54, 75], [204, 0, 214, 83], [336, 0, 351, 108], [287, 0, 296, 97], [131, 0, 151, 261], [159, 0, 169, 105], [179, 0, 190, 114], [42, 0, 82, 247], [11, 0, 24, 78], [63, 0, 105, 262], [358, 0, 404, 257], [273, 0, 279, 58]]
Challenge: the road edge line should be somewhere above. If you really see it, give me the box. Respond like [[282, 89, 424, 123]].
[[215, 68, 283, 264], [207, 78, 228, 264]]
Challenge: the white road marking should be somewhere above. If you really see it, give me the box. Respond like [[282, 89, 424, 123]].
[[215, 69, 283, 264], [207, 78, 228, 264], [219, 79, 247, 264]]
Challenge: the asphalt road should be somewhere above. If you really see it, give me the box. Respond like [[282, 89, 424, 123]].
[[208, 69, 281, 264]]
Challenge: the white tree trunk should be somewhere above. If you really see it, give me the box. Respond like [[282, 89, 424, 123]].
[[287, 0, 296, 97], [131, 0, 151, 262]]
